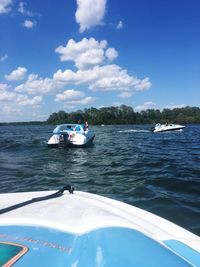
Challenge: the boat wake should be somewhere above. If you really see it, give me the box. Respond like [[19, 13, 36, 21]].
[[118, 129, 150, 133]]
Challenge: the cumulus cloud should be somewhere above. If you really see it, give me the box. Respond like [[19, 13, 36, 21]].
[[0, 0, 12, 14], [55, 38, 118, 70], [18, 1, 33, 16], [0, 84, 42, 106], [163, 104, 186, 110], [0, 95, 42, 122], [15, 73, 63, 94], [134, 77, 152, 91], [0, 89, 15, 101], [1, 105, 20, 114], [134, 101, 156, 112], [54, 37, 151, 94], [116, 20, 123, 30], [23, 19, 36, 28], [118, 91, 133, 99], [0, 81, 43, 121], [75, 0, 107, 32], [55, 89, 85, 102], [18, 1, 26, 14], [105, 48, 118, 62], [0, 54, 8, 62], [54, 64, 151, 92], [55, 89, 95, 109], [18, 2, 40, 29], [0, 83, 9, 90], [63, 97, 95, 109], [5, 66, 27, 81], [16, 95, 42, 106]]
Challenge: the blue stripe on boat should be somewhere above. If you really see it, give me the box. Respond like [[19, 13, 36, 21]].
[[164, 240, 200, 266], [0, 225, 195, 266]]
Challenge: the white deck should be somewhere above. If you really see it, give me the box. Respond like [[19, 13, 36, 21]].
[[0, 190, 199, 254]]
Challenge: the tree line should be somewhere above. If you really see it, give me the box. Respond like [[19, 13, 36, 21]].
[[46, 105, 200, 125]]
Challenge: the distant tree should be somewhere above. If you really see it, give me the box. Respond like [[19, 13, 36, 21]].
[[46, 106, 200, 125]]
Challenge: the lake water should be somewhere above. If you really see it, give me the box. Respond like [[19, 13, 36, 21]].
[[0, 124, 199, 236]]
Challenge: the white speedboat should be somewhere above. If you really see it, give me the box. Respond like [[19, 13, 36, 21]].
[[48, 124, 95, 148], [152, 123, 185, 133], [0, 186, 199, 266]]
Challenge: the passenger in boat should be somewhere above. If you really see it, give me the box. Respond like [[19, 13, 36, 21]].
[[84, 121, 89, 131], [67, 125, 72, 131]]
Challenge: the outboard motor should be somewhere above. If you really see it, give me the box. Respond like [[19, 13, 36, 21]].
[[58, 133, 69, 148]]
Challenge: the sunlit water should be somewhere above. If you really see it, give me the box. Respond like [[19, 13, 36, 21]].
[[0, 124, 199, 235]]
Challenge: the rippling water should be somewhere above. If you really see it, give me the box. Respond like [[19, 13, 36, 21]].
[[0, 124, 200, 235]]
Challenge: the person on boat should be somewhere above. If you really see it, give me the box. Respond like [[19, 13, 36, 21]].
[[84, 121, 89, 131]]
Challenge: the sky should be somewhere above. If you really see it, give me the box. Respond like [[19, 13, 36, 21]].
[[0, 0, 200, 122]]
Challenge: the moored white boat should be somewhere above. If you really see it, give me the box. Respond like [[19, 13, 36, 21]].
[[47, 123, 95, 148], [152, 123, 185, 133], [0, 186, 199, 266]]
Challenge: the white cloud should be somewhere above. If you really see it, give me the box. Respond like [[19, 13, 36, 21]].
[[15, 73, 62, 94], [0, 81, 43, 121], [0, 0, 12, 14], [18, 1, 25, 14], [23, 19, 36, 28], [54, 64, 151, 92], [54, 38, 151, 93], [0, 54, 8, 62], [105, 48, 118, 62], [116, 20, 123, 30], [55, 89, 95, 109], [55, 89, 85, 102], [118, 91, 133, 99], [63, 96, 95, 109], [0, 84, 42, 106], [134, 101, 156, 112], [0, 83, 9, 90], [75, 0, 107, 32], [55, 38, 118, 70], [163, 104, 186, 110], [1, 104, 20, 114], [87, 65, 137, 91], [18, 1, 33, 16], [5, 66, 27, 81], [0, 90, 16, 101], [134, 77, 152, 91], [16, 95, 42, 106]]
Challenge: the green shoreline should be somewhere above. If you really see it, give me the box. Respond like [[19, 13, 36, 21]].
[[1, 105, 200, 125]]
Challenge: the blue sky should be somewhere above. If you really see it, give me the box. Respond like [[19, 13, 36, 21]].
[[0, 0, 200, 122]]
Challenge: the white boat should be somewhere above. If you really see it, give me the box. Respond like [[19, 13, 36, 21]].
[[152, 123, 185, 133], [0, 186, 199, 266], [47, 124, 95, 148]]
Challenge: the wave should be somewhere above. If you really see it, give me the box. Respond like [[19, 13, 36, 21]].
[[118, 129, 150, 133]]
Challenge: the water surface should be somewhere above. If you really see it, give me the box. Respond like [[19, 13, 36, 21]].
[[0, 124, 199, 235]]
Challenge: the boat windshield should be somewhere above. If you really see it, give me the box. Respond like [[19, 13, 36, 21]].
[[53, 124, 84, 134], [53, 125, 73, 133]]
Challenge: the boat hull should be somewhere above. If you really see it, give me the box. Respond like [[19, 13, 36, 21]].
[[0, 189, 199, 266], [47, 133, 95, 148], [47, 124, 95, 148], [152, 124, 185, 132]]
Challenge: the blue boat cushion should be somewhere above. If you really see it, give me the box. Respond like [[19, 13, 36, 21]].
[[0, 226, 196, 266]]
